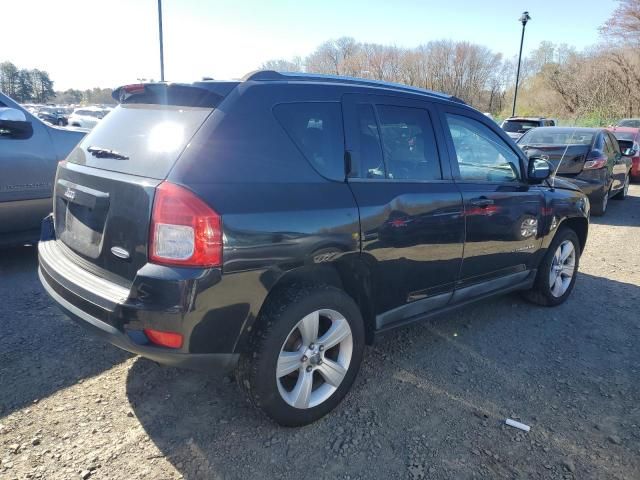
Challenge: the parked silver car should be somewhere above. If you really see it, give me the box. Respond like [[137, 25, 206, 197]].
[[0, 91, 86, 246]]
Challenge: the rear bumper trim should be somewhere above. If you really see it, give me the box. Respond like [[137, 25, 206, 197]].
[[39, 267, 120, 336], [39, 239, 129, 309]]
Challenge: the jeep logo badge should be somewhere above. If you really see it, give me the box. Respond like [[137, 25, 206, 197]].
[[64, 188, 76, 200]]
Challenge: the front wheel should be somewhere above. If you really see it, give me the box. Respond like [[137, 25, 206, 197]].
[[237, 285, 365, 426], [523, 227, 580, 306]]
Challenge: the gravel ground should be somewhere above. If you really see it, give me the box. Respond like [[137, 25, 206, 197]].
[[1, 185, 639, 480]]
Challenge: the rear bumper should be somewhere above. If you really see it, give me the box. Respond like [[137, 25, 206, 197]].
[[38, 266, 239, 372], [37, 215, 249, 373]]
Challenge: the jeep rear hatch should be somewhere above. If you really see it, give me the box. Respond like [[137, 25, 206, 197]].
[[54, 82, 237, 283]]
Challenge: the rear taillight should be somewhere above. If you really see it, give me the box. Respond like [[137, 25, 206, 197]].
[[583, 155, 608, 170], [149, 182, 222, 267]]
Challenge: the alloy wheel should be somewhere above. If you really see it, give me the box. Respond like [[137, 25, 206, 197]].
[[548, 240, 576, 297], [276, 309, 353, 409], [520, 217, 538, 239]]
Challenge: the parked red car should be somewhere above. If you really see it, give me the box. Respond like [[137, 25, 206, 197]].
[[609, 126, 640, 181]]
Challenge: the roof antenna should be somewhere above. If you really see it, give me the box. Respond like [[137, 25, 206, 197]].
[[551, 128, 578, 190]]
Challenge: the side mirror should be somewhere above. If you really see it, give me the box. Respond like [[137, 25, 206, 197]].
[[0, 107, 33, 139], [623, 147, 637, 157], [528, 158, 552, 184], [0, 107, 27, 122]]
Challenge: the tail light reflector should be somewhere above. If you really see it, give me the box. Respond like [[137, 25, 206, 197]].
[[149, 182, 222, 267], [144, 329, 183, 349]]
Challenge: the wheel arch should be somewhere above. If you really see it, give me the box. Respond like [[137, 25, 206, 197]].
[[557, 216, 588, 254], [250, 259, 377, 347]]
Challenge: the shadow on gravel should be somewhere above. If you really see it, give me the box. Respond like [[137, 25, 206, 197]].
[[128, 272, 640, 479], [590, 188, 640, 227], [0, 245, 130, 418]]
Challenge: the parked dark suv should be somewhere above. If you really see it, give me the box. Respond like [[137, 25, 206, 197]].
[[38, 72, 590, 426], [501, 116, 556, 141]]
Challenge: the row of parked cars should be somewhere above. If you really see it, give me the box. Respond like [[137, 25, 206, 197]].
[[25, 104, 112, 129], [499, 116, 636, 216], [0, 75, 632, 426]]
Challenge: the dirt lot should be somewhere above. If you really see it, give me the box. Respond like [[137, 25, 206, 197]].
[[1, 186, 639, 480]]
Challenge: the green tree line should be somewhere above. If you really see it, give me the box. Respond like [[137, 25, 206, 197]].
[[1, 60, 115, 105], [0, 61, 55, 103]]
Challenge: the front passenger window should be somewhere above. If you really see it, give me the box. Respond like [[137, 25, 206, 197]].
[[446, 114, 521, 182]]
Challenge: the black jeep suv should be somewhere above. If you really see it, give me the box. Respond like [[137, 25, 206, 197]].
[[38, 71, 590, 426]]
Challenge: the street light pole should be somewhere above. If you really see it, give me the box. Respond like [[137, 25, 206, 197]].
[[512, 11, 531, 117], [158, 0, 165, 81]]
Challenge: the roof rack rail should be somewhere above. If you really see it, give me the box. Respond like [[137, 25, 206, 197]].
[[242, 70, 465, 104]]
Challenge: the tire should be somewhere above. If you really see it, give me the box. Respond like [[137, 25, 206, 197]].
[[237, 284, 365, 426], [57, 119, 64, 126], [590, 188, 609, 216], [522, 227, 580, 307], [613, 172, 630, 200]]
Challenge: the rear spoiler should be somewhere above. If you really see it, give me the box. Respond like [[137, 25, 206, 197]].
[[112, 82, 238, 107]]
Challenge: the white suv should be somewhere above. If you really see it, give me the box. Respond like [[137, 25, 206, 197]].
[[68, 107, 110, 129]]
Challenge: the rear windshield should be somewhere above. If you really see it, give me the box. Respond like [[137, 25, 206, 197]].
[[68, 104, 213, 179], [613, 131, 636, 141], [617, 119, 640, 128], [502, 120, 539, 133], [519, 129, 594, 146], [617, 139, 634, 151]]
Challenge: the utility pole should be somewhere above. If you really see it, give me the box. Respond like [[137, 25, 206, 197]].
[[512, 11, 531, 117], [158, 0, 165, 81]]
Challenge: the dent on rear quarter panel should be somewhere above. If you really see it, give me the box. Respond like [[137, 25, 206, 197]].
[[168, 82, 362, 351]]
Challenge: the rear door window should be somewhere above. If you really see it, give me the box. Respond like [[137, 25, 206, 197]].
[[376, 105, 441, 181], [352, 103, 385, 178], [273, 102, 345, 181]]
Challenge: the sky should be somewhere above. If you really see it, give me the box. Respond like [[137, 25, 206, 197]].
[[2, 0, 618, 91]]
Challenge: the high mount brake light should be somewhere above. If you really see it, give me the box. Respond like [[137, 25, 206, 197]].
[[149, 182, 222, 267], [123, 84, 146, 94]]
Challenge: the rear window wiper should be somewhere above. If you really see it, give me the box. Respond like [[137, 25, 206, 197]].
[[87, 146, 129, 160]]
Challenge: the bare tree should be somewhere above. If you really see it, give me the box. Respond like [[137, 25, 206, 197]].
[[601, 0, 640, 45]]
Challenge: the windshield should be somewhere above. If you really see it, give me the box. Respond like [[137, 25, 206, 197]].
[[519, 128, 594, 146], [502, 120, 539, 133]]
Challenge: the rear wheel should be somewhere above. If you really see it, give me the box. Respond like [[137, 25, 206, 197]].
[[237, 284, 365, 426], [591, 188, 609, 216], [523, 227, 580, 306], [613, 172, 630, 200]]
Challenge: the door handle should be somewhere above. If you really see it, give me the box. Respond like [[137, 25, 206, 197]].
[[470, 198, 494, 208]]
